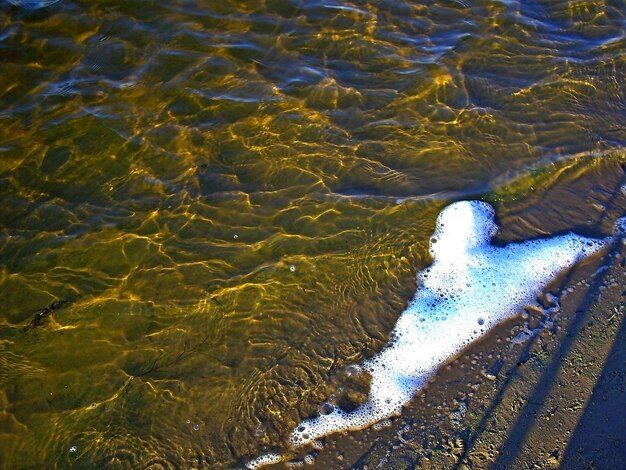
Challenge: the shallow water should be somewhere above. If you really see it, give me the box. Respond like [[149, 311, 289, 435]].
[[0, 0, 624, 468]]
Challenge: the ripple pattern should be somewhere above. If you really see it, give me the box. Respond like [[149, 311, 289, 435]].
[[0, 0, 625, 467]]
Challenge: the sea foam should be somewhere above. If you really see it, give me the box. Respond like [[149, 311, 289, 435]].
[[289, 200, 609, 446], [246, 453, 283, 469]]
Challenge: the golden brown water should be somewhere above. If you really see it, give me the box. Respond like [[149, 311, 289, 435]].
[[0, 0, 624, 468]]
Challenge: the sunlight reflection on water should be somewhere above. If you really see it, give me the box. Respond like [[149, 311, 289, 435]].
[[0, 0, 624, 467]]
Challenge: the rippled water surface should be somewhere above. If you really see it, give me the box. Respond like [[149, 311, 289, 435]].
[[0, 0, 624, 468]]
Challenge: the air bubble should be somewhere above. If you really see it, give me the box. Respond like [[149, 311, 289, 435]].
[[289, 265, 296, 272], [311, 440, 324, 450]]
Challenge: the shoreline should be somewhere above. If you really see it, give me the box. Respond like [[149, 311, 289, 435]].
[[264, 221, 625, 470], [258, 160, 626, 469]]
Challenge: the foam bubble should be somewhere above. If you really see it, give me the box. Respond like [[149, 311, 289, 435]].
[[246, 452, 282, 469], [290, 200, 609, 446]]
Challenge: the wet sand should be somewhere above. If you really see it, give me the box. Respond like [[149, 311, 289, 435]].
[[260, 160, 625, 469]]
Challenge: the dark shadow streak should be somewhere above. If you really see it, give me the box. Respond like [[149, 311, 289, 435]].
[[451, 260, 585, 470], [488, 244, 617, 469], [453, 172, 625, 470], [561, 291, 626, 468], [489, 176, 625, 469]]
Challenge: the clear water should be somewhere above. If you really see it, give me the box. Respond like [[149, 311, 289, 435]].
[[0, 0, 624, 468]]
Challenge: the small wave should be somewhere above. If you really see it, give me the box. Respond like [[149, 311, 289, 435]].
[[7, 0, 60, 10]]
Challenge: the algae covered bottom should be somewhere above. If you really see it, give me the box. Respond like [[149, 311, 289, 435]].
[[0, 0, 625, 468]]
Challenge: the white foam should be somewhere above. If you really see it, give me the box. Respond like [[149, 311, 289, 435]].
[[246, 452, 282, 469], [290, 200, 609, 446]]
